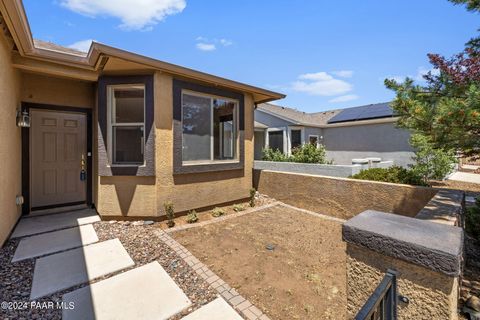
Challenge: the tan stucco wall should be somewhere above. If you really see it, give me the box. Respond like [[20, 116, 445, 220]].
[[346, 244, 458, 320], [0, 33, 22, 245], [254, 170, 437, 219], [97, 71, 255, 217], [20, 72, 95, 108]]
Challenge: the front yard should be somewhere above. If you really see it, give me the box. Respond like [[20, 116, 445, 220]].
[[172, 204, 346, 320]]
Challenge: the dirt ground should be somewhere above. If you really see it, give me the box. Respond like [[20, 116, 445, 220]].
[[173, 204, 346, 320]]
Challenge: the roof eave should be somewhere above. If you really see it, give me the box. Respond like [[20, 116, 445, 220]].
[[0, 0, 285, 103]]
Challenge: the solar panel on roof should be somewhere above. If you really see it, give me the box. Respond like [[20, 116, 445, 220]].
[[328, 103, 394, 123]]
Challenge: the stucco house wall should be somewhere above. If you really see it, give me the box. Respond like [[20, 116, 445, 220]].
[[0, 31, 22, 245], [323, 122, 414, 166], [97, 72, 256, 217]]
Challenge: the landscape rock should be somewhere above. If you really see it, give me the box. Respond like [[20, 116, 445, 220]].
[[467, 296, 480, 312]]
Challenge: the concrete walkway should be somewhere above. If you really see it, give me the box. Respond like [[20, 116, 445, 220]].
[[9, 209, 242, 319], [448, 171, 480, 184]]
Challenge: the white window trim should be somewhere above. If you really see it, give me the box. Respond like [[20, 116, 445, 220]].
[[107, 84, 146, 167], [181, 89, 240, 165], [266, 127, 288, 154], [308, 134, 320, 148], [287, 126, 305, 155]]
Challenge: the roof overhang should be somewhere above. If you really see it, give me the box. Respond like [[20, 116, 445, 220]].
[[0, 0, 285, 103]]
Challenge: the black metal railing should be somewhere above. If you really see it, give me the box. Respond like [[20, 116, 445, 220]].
[[354, 269, 399, 320]]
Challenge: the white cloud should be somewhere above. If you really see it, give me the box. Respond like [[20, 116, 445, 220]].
[[195, 37, 233, 51], [68, 39, 95, 52], [328, 94, 359, 103], [331, 70, 353, 78], [196, 43, 216, 51], [386, 67, 440, 83], [219, 38, 233, 46], [60, 0, 186, 30], [292, 71, 353, 96]]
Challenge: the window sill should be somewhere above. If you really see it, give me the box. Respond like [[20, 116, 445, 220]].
[[182, 160, 239, 166], [173, 160, 244, 174]]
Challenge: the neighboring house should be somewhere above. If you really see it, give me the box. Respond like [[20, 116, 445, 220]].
[[0, 0, 284, 245], [254, 102, 414, 166]]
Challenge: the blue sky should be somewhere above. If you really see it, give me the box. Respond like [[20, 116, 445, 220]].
[[24, 0, 479, 112]]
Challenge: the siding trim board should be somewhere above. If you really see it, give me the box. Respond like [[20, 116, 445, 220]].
[[97, 75, 155, 176], [172, 79, 245, 174]]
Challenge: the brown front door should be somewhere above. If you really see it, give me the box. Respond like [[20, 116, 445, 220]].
[[30, 110, 87, 209]]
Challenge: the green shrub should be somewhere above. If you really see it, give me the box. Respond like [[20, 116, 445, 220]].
[[350, 166, 428, 186], [164, 201, 175, 228], [186, 210, 198, 223], [249, 188, 256, 207], [466, 198, 480, 240], [290, 143, 329, 164], [261, 147, 289, 162], [211, 207, 225, 217], [409, 134, 456, 183], [233, 204, 246, 212], [262, 144, 331, 164]]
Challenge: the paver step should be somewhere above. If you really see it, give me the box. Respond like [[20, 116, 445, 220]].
[[11, 209, 100, 238], [12, 224, 99, 262], [30, 238, 134, 299], [181, 297, 243, 320], [62, 261, 192, 320]]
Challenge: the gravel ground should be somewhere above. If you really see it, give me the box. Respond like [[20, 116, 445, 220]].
[[0, 221, 217, 319]]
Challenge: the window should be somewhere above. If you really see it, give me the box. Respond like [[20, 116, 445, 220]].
[[309, 135, 319, 147], [291, 129, 302, 150], [108, 85, 145, 165], [182, 91, 238, 163], [268, 131, 284, 152]]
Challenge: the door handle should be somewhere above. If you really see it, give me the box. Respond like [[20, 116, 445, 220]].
[[80, 154, 87, 181]]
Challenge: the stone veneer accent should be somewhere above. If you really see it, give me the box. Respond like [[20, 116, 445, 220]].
[[343, 189, 465, 320], [343, 210, 463, 276]]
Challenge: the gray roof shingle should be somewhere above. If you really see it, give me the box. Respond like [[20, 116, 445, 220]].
[[257, 102, 394, 127]]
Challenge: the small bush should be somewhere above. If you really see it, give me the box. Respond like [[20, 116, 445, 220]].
[[290, 143, 329, 164], [409, 134, 456, 183], [261, 147, 289, 162], [211, 207, 225, 217], [186, 210, 198, 223], [350, 166, 428, 186], [466, 198, 480, 240], [261, 144, 331, 164], [164, 201, 175, 228], [233, 204, 246, 212], [249, 188, 256, 207]]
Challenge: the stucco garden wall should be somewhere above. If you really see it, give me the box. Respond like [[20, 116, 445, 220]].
[[253, 170, 437, 220], [97, 72, 255, 217], [0, 32, 22, 245], [347, 244, 458, 320]]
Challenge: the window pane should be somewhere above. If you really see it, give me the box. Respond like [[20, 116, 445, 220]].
[[309, 136, 318, 146], [291, 130, 302, 149], [269, 131, 284, 152], [113, 126, 144, 164], [213, 99, 236, 160], [182, 94, 211, 161], [114, 88, 144, 123]]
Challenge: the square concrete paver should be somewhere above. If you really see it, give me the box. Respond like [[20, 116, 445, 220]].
[[12, 225, 99, 262], [181, 298, 242, 320], [62, 262, 192, 320], [30, 238, 134, 299], [11, 209, 100, 238]]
